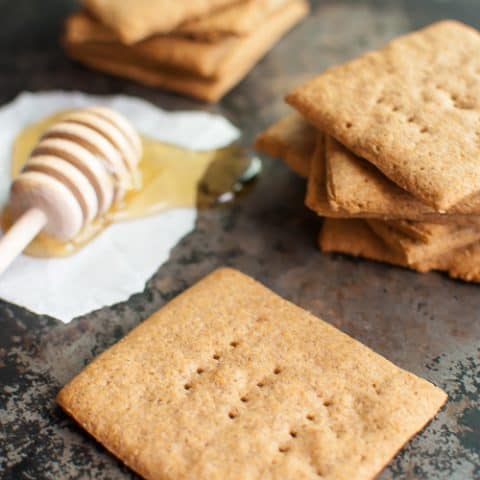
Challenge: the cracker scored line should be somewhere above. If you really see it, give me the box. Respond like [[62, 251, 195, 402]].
[[58, 268, 446, 480]]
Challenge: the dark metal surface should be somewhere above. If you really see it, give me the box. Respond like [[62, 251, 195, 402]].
[[1, 1, 479, 478]]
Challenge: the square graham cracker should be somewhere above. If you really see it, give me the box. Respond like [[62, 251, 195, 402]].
[[382, 220, 459, 242], [320, 219, 480, 282], [254, 114, 446, 221], [304, 133, 432, 221], [255, 112, 317, 177], [324, 136, 480, 217], [443, 241, 480, 282], [287, 21, 480, 212], [366, 219, 480, 265], [63, 11, 237, 79], [58, 268, 446, 480], [66, 1, 293, 77], [177, 0, 292, 42], [66, 0, 308, 103], [82, 0, 240, 44], [320, 218, 426, 271], [263, 114, 480, 224], [305, 133, 479, 224]]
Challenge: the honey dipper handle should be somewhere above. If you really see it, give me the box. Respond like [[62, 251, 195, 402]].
[[0, 208, 47, 275]]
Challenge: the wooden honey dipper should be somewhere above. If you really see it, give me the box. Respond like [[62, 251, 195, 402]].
[[0, 106, 142, 274]]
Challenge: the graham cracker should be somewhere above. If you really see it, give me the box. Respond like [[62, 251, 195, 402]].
[[64, 11, 236, 78], [382, 220, 455, 242], [65, 1, 309, 103], [305, 134, 418, 220], [58, 267, 446, 480], [320, 219, 480, 282], [255, 113, 317, 177], [305, 134, 337, 213], [259, 114, 479, 224], [305, 134, 480, 224], [64, 11, 116, 43], [82, 0, 240, 44], [287, 21, 480, 212], [367, 219, 480, 265], [319, 218, 423, 270], [325, 136, 480, 217], [443, 242, 480, 282], [178, 0, 291, 41]]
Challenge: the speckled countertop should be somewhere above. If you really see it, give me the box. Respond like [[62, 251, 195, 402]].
[[0, 0, 479, 478]]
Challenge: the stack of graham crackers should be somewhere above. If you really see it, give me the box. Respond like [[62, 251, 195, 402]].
[[257, 21, 480, 283], [62, 0, 309, 102]]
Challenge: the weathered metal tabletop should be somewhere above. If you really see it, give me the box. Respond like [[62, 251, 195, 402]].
[[1, 0, 479, 478]]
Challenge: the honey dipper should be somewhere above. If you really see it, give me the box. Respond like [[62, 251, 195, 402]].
[[0, 106, 142, 274]]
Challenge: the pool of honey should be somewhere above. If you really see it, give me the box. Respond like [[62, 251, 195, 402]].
[[4, 112, 260, 257]]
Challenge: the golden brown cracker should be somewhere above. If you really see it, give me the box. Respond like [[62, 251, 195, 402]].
[[382, 220, 459, 242], [82, 0, 240, 44], [305, 132, 480, 224], [367, 219, 480, 265], [178, 0, 291, 41], [287, 21, 480, 211], [64, 10, 115, 43], [320, 219, 480, 282], [319, 218, 422, 270], [258, 114, 480, 224], [443, 242, 480, 282], [65, 1, 309, 102], [255, 113, 317, 177], [58, 267, 446, 480], [64, 11, 235, 79], [325, 136, 480, 217]]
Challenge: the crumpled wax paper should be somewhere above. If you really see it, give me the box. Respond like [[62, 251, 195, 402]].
[[0, 91, 239, 322]]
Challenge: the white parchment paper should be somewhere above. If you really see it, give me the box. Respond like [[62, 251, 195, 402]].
[[0, 92, 239, 322]]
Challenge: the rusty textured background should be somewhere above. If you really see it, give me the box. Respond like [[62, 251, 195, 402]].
[[1, 0, 479, 478]]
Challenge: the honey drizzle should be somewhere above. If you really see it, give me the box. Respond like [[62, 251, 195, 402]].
[[4, 111, 259, 257]]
